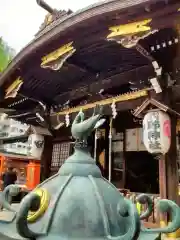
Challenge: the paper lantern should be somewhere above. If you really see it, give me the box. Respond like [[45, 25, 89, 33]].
[[28, 134, 44, 159], [143, 110, 171, 154]]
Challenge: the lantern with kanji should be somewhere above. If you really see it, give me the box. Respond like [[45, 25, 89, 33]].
[[28, 134, 45, 159], [143, 110, 171, 154]]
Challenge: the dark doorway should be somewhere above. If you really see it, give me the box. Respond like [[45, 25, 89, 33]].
[[125, 151, 159, 194]]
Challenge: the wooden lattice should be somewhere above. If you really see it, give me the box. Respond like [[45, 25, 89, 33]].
[[51, 142, 71, 174]]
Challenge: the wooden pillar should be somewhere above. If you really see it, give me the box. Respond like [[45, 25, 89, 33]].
[[166, 116, 179, 204], [40, 136, 53, 181], [160, 116, 180, 238], [0, 155, 5, 190], [0, 155, 5, 175], [122, 129, 126, 188], [26, 161, 41, 190], [159, 155, 168, 226], [154, 87, 179, 203], [105, 117, 110, 180], [159, 116, 179, 203], [159, 156, 167, 199], [159, 115, 179, 203]]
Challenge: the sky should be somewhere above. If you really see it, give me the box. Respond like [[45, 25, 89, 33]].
[[0, 0, 99, 53]]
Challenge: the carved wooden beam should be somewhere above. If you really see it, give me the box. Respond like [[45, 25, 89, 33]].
[[66, 61, 97, 74], [54, 89, 148, 116], [50, 94, 147, 126], [54, 64, 154, 105]]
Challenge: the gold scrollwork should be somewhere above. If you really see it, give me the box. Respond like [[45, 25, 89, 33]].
[[27, 188, 50, 223]]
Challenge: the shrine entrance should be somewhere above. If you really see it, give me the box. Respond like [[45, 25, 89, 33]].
[[125, 151, 159, 194]]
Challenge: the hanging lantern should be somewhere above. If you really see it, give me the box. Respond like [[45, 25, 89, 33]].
[[28, 134, 45, 159], [143, 110, 171, 154]]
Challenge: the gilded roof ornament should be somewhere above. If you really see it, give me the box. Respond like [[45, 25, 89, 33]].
[[41, 42, 76, 71], [107, 19, 158, 48]]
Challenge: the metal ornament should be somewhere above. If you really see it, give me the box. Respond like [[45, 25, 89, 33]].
[[41, 42, 76, 71], [27, 188, 50, 223], [106, 19, 158, 48], [0, 106, 179, 240], [5, 77, 23, 99]]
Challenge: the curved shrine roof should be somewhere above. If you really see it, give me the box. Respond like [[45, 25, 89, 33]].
[[0, 0, 180, 125]]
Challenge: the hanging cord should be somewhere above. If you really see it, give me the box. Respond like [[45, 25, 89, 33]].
[[94, 129, 98, 161], [108, 117, 113, 182]]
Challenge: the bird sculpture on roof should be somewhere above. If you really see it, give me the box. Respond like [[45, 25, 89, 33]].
[[71, 105, 105, 143]]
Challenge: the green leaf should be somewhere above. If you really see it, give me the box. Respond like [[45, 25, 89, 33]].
[[0, 38, 15, 72]]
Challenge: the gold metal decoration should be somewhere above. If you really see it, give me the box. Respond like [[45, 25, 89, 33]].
[[107, 19, 154, 48], [160, 221, 180, 238], [56, 89, 148, 116], [5, 77, 23, 99], [41, 42, 76, 71], [45, 13, 53, 25], [27, 188, 50, 223], [107, 19, 151, 37]]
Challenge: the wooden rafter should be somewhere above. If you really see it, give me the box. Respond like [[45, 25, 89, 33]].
[[66, 61, 97, 74], [54, 64, 154, 104]]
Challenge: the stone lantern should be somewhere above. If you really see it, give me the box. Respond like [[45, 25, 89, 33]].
[[0, 106, 179, 240]]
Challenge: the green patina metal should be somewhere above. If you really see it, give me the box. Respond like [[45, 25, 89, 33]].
[[0, 106, 179, 240]]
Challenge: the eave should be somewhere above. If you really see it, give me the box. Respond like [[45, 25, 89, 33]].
[[1, 0, 180, 88], [0, 0, 180, 127]]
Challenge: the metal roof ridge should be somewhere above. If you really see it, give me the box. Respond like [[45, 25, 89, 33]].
[[35, 0, 152, 39]]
